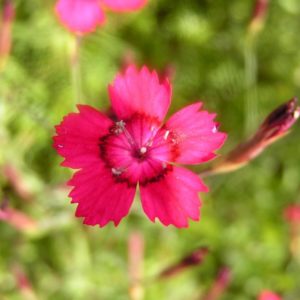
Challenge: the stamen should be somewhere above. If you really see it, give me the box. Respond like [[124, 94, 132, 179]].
[[123, 126, 136, 147], [112, 120, 126, 135], [112, 120, 138, 148]]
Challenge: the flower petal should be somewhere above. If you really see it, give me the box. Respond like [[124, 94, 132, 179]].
[[55, 0, 105, 35], [140, 166, 208, 228], [69, 163, 136, 227], [259, 290, 282, 300], [166, 102, 227, 164], [101, 0, 148, 12], [53, 105, 113, 168], [109, 65, 171, 122]]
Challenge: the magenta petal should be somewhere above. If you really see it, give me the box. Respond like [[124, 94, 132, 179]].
[[166, 102, 227, 164], [259, 291, 282, 300], [140, 167, 208, 228], [68, 163, 136, 227], [101, 0, 148, 12], [109, 65, 171, 121], [55, 0, 105, 35], [53, 105, 113, 169]]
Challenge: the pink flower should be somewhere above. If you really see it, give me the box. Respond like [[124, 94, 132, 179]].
[[284, 204, 300, 224], [55, 0, 148, 35], [258, 290, 282, 300], [53, 66, 226, 227], [101, 0, 147, 12]]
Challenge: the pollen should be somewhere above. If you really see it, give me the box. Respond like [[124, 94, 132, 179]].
[[112, 120, 126, 135]]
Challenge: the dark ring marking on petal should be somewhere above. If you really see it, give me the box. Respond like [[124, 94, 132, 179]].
[[139, 164, 173, 186], [99, 114, 178, 187]]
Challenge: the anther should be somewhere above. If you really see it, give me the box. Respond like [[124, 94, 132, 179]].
[[112, 120, 126, 135]]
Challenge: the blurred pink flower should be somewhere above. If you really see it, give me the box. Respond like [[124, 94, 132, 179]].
[[202, 267, 231, 300], [0, 0, 15, 69], [55, 0, 148, 35], [0, 206, 37, 233], [101, 0, 147, 12], [53, 65, 226, 227], [284, 204, 300, 224], [258, 290, 282, 300], [159, 247, 209, 278], [249, 0, 269, 35], [202, 97, 300, 176]]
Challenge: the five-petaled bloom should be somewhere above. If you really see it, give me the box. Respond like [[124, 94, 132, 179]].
[[258, 290, 282, 300], [284, 204, 300, 224], [53, 66, 226, 227], [55, 0, 148, 35]]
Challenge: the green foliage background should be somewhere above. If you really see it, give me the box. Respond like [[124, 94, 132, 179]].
[[1, 0, 300, 299]]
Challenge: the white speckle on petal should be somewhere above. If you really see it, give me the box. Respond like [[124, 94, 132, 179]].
[[293, 110, 300, 120], [140, 147, 147, 154], [111, 168, 123, 176], [164, 130, 170, 140]]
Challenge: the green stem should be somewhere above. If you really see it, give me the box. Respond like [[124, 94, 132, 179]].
[[244, 35, 258, 135], [71, 35, 83, 104]]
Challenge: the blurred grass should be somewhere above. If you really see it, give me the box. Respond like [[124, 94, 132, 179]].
[[1, 0, 300, 299]]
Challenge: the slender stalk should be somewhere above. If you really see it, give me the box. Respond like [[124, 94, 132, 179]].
[[201, 267, 231, 300], [71, 35, 83, 104], [0, 196, 38, 234], [13, 265, 38, 300], [128, 231, 144, 300], [244, 0, 270, 134], [244, 36, 258, 135], [157, 247, 209, 279]]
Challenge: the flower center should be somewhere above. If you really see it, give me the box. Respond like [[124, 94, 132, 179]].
[[99, 114, 178, 186]]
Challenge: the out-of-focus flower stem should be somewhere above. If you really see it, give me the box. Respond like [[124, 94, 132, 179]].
[[288, 222, 300, 261], [0, 197, 38, 235], [200, 97, 300, 177], [13, 265, 38, 300], [128, 231, 144, 300], [244, 0, 269, 134], [157, 247, 209, 279], [248, 0, 270, 37], [71, 35, 83, 104], [284, 205, 300, 261], [244, 38, 257, 135], [3, 163, 34, 202], [0, 0, 15, 71], [201, 267, 231, 300]]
